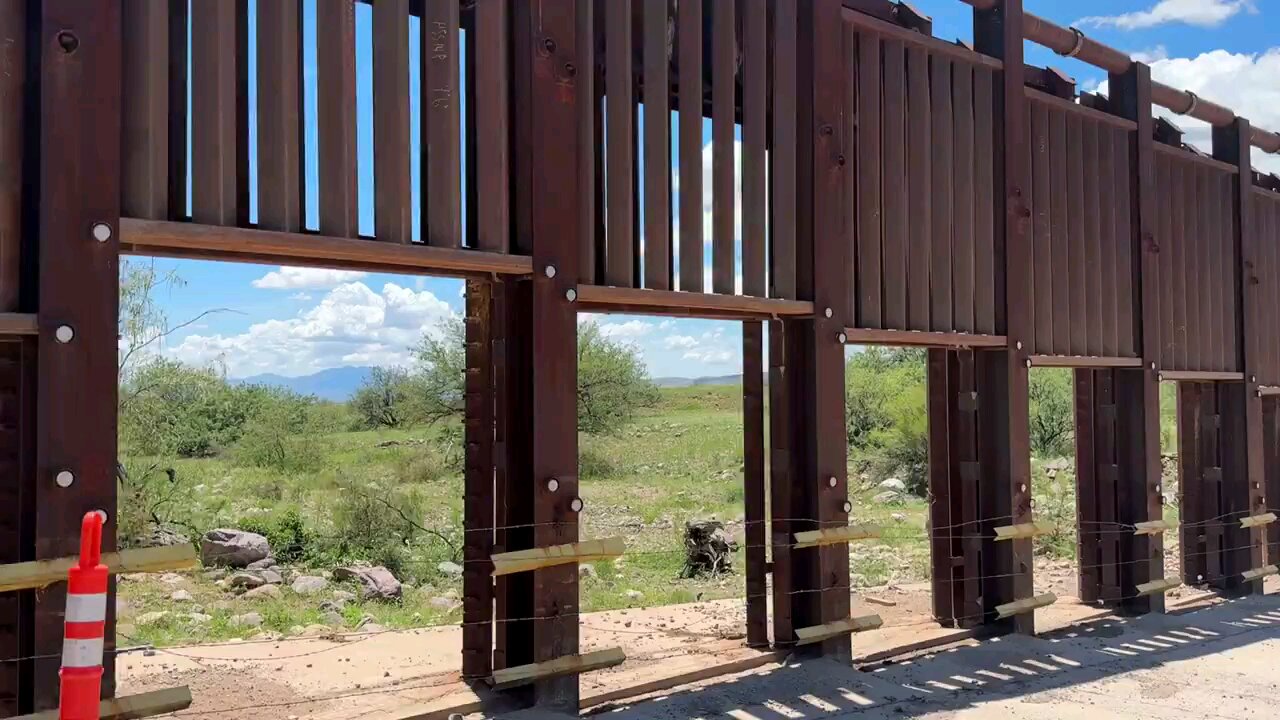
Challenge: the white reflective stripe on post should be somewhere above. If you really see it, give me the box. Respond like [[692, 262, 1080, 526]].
[[62, 638, 105, 668], [64, 593, 108, 623]]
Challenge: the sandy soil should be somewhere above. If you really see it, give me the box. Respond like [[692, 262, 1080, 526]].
[[120, 574, 1272, 719]]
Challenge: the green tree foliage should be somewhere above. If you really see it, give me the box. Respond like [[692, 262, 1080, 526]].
[[406, 318, 658, 434], [119, 359, 258, 457], [1028, 369, 1075, 458], [844, 348, 929, 493], [351, 366, 413, 428], [234, 388, 324, 472]]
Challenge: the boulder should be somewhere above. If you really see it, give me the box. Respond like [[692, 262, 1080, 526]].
[[624, 589, 644, 601], [334, 566, 402, 601], [203, 568, 227, 581], [259, 569, 284, 585], [429, 597, 459, 611], [680, 521, 738, 578], [242, 585, 282, 600], [292, 575, 329, 596], [201, 529, 271, 568], [230, 612, 264, 628], [319, 599, 346, 613], [228, 572, 265, 591], [170, 589, 194, 603], [322, 611, 345, 627], [872, 490, 902, 504], [332, 590, 357, 603], [436, 561, 464, 578], [246, 558, 275, 571], [878, 478, 907, 492], [136, 611, 171, 626]]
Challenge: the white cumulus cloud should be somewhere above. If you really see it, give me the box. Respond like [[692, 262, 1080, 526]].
[[168, 281, 455, 377], [252, 266, 369, 290], [1079, 0, 1256, 30]]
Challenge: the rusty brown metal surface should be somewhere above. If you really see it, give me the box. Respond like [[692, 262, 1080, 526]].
[[373, 0, 412, 244], [257, 0, 303, 233]]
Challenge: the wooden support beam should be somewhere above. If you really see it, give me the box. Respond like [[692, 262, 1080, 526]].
[[462, 279, 495, 679], [1238, 513, 1276, 529], [1134, 520, 1176, 536], [120, 220, 534, 277], [12, 686, 192, 720], [794, 614, 884, 646], [742, 322, 769, 648], [490, 538, 624, 577], [993, 522, 1054, 541], [1028, 355, 1144, 369], [575, 286, 814, 319], [488, 649, 626, 692], [1136, 577, 1182, 596], [793, 525, 882, 549], [1241, 565, 1279, 582], [0, 545, 197, 594], [995, 592, 1056, 619], [1158, 370, 1245, 382]]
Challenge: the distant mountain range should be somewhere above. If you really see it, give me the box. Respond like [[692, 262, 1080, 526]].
[[239, 367, 746, 401], [238, 366, 375, 402]]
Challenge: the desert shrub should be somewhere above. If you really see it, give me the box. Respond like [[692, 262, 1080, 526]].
[[578, 443, 619, 479], [352, 367, 413, 428], [237, 508, 312, 563], [234, 389, 323, 472], [845, 348, 928, 493], [320, 475, 449, 577], [119, 360, 261, 457], [1029, 369, 1075, 458]]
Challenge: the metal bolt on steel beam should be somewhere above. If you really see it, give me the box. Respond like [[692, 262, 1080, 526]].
[[546, 478, 560, 493], [1016, 341, 1023, 350], [1251, 375, 1257, 383], [836, 332, 848, 345], [544, 265, 557, 278], [828, 476, 838, 488], [54, 471, 74, 488], [1157, 373, 1165, 382], [842, 501, 853, 513], [1150, 362, 1157, 370], [55, 325, 74, 343], [565, 288, 577, 302], [824, 308, 833, 318], [570, 497, 584, 513], [1025, 358, 1033, 368], [92, 223, 112, 242]]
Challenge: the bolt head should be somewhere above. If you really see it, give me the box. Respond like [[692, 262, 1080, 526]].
[[1157, 373, 1165, 382], [1015, 341, 1023, 350], [91, 223, 112, 242], [842, 501, 853, 513], [1252, 375, 1258, 383], [94, 509, 109, 524], [824, 308, 833, 318], [546, 478, 560, 493], [1020, 484, 1027, 493], [54, 325, 74, 343], [836, 333, 848, 345], [1025, 359, 1033, 368], [55, 471, 74, 488], [1150, 362, 1157, 370], [544, 265, 557, 278], [570, 497, 584, 513], [565, 288, 577, 302], [828, 476, 838, 488]]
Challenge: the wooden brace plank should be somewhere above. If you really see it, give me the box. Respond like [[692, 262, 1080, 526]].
[[1241, 565, 1279, 581], [995, 592, 1057, 619], [1136, 577, 1183, 596], [1239, 513, 1277, 529], [1134, 519, 1177, 536], [488, 648, 626, 691], [0, 545, 198, 593], [575, 285, 814, 319], [490, 537, 625, 577], [993, 522, 1055, 541], [794, 614, 884, 646], [12, 686, 192, 719], [793, 525, 882, 549]]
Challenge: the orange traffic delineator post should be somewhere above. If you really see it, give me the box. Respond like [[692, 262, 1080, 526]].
[[59, 511, 108, 720]]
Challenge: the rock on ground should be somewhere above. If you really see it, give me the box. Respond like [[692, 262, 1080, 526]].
[[228, 572, 265, 590], [291, 575, 329, 595], [334, 566, 402, 601], [201, 529, 272, 568], [170, 589, 194, 603], [242, 585, 282, 600], [230, 612, 264, 628], [436, 561, 463, 578]]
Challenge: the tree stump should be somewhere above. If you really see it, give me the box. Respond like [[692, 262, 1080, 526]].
[[681, 520, 738, 578]]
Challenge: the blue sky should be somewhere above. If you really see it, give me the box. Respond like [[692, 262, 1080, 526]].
[[146, 0, 1279, 379]]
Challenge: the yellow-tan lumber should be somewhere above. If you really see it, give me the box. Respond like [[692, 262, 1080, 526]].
[[488, 648, 626, 691], [1136, 577, 1183, 596], [993, 522, 1054, 541], [1239, 513, 1277, 529], [12, 686, 192, 719], [1134, 519, 1176, 536], [794, 614, 884, 646], [995, 592, 1057, 619], [793, 524, 881, 549], [490, 537, 626, 577], [1242, 565, 1279, 582], [0, 545, 198, 593]]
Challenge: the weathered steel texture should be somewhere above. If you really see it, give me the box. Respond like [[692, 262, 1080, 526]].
[[767, 319, 800, 646], [1110, 62, 1164, 615], [604, 0, 634, 287], [525, 0, 581, 708], [317, 0, 358, 237], [1264, 396, 1280, 565], [847, 26, 999, 334], [474, 0, 511, 253], [0, 0, 23, 314], [642, 0, 671, 289], [1178, 382, 1229, 588], [1214, 119, 1266, 594], [257, 0, 304, 232], [373, 0, 412, 244], [190, 0, 242, 226], [0, 339, 33, 715], [121, 0, 169, 221], [974, 0, 1033, 634], [771, 0, 798, 300], [1152, 146, 1239, 373], [742, 322, 768, 648], [1027, 100, 1136, 358], [1254, 191, 1280, 386], [742, 0, 767, 298], [462, 280, 495, 679], [711, 0, 734, 294], [423, 0, 463, 248], [676, 0, 702, 292], [35, 0, 122, 707]]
